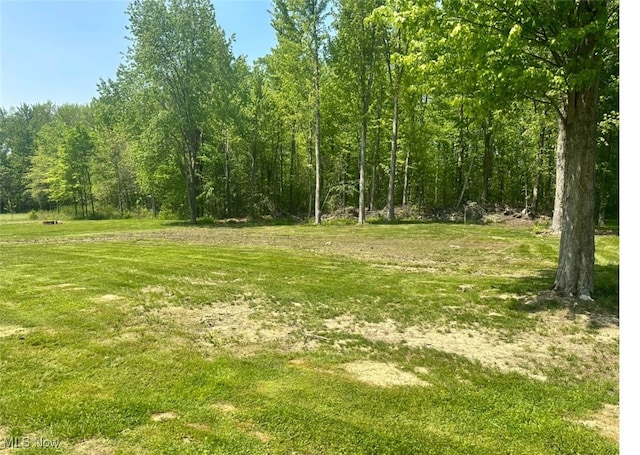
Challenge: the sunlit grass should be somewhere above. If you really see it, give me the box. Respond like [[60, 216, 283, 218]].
[[0, 219, 619, 454]]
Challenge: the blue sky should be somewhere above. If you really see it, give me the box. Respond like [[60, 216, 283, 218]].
[[0, 0, 276, 111]]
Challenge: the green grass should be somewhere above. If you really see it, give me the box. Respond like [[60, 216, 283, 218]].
[[0, 219, 619, 454]]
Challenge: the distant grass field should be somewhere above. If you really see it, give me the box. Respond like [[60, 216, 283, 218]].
[[0, 218, 619, 454]]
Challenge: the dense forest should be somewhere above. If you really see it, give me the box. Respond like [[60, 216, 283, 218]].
[[0, 0, 618, 225]]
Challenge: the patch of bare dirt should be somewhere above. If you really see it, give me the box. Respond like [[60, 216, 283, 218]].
[[343, 361, 430, 387], [186, 422, 211, 431], [72, 439, 115, 455], [151, 412, 179, 422], [142, 285, 170, 295], [324, 312, 618, 382], [574, 404, 619, 442], [211, 402, 238, 414], [0, 325, 28, 338], [95, 294, 123, 302], [151, 299, 318, 355]]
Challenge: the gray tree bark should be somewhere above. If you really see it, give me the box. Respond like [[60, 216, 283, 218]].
[[387, 93, 399, 221], [550, 113, 566, 233], [553, 84, 598, 299]]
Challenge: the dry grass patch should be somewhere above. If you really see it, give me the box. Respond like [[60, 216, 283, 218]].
[[95, 294, 123, 302], [71, 439, 116, 455], [211, 402, 239, 414], [325, 311, 618, 382], [0, 325, 28, 338], [574, 404, 619, 442], [343, 361, 430, 387], [149, 299, 318, 355], [150, 412, 179, 422]]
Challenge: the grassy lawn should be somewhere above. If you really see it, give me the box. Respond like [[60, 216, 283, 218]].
[[0, 218, 619, 454]]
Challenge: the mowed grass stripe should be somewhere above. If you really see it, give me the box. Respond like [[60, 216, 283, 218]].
[[0, 220, 618, 454]]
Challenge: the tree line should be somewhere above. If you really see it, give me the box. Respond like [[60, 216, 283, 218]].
[[0, 0, 618, 298]]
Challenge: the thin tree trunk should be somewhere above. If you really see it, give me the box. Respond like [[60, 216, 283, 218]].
[[250, 139, 257, 219], [358, 114, 368, 224], [312, 5, 322, 225], [387, 93, 399, 221], [402, 148, 410, 207], [87, 170, 95, 216], [289, 126, 295, 212], [307, 129, 313, 219], [434, 152, 439, 207], [456, 153, 475, 209], [532, 125, 546, 215], [341, 143, 348, 208], [551, 111, 567, 233], [369, 102, 382, 211], [183, 128, 200, 225], [481, 116, 493, 205], [223, 132, 231, 218], [456, 104, 465, 195]]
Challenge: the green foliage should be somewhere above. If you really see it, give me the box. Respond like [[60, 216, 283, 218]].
[[1, 0, 618, 225]]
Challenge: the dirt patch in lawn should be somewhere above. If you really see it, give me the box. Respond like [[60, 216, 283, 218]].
[[151, 412, 179, 422], [574, 404, 619, 442], [0, 325, 29, 338], [343, 361, 430, 387], [325, 311, 618, 383], [95, 294, 124, 302], [151, 300, 318, 355], [71, 439, 116, 455]]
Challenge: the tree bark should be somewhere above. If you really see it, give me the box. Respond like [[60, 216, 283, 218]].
[[358, 115, 367, 224], [312, 4, 322, 225], [550, 112, 566, 233], [532, 125, 546, 214], [358, 41, 376, 225], [314, 106, 322, 224], [250, 138, 257, 219], [387, 93, 399, 221], [369, 101, 383, 211], [553, 82, 599, 299], [307, 129, 313, 219], [289, 126, 296, 213], [481, 116, 493, 205], [402, 148, 410, 207], [223, 132, 231, 218], [179, 126, 202, 225]]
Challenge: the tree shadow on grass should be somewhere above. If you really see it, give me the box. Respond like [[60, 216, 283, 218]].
[[501, 264, 619, 329]]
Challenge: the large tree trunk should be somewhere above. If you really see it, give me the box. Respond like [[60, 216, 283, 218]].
[[550, 113, 566, 233], [553, 83, 599, 299]]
